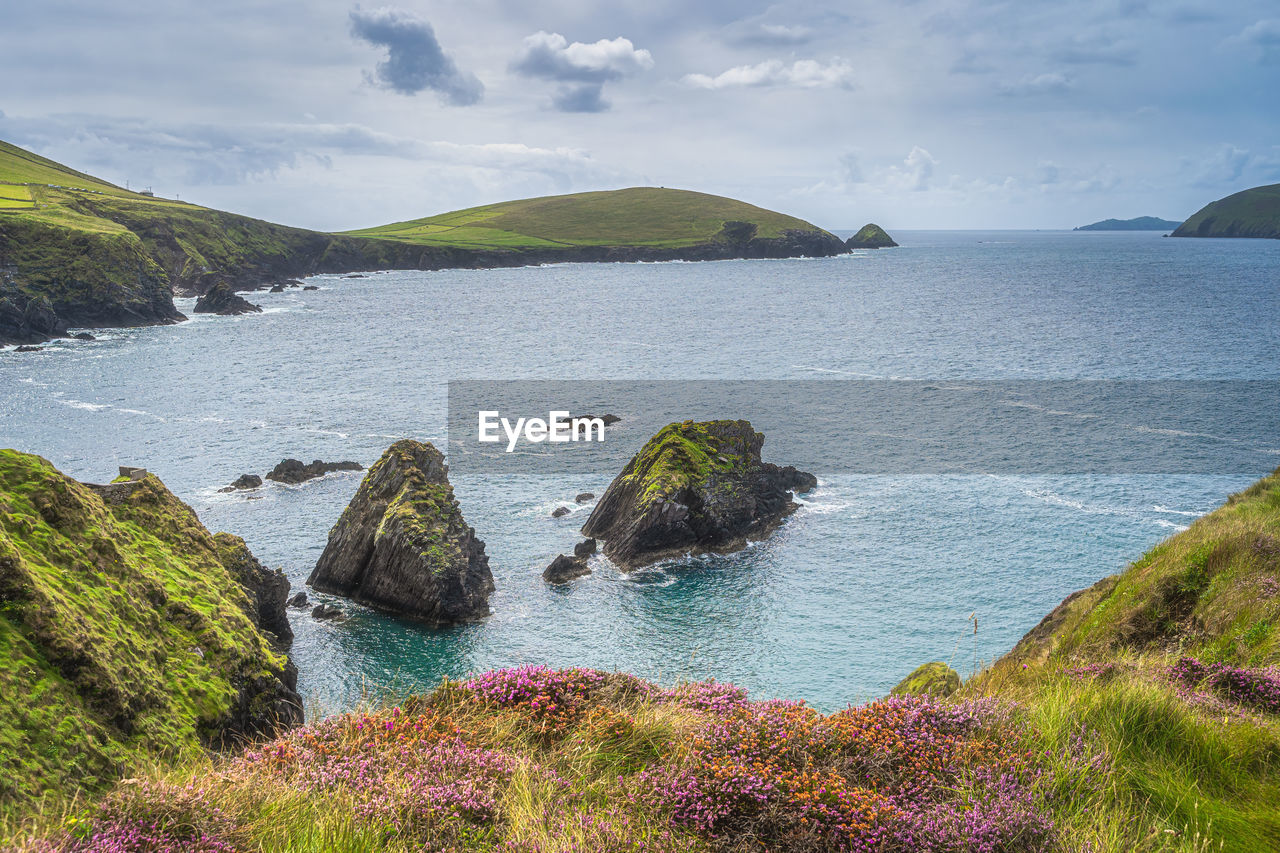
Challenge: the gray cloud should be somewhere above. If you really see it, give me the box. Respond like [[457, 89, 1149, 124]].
[[349, 7, 483, 104], [551, 84, 610, 113], [1230, 18, 1280, 64], [510, 31, 653, 112], [997, 72, 1074, 96]]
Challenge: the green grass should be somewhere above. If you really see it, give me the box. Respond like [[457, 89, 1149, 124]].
[[1173, 184, 1280, 239], [0, 450, 289, 819], [344, 187, 835, 249]]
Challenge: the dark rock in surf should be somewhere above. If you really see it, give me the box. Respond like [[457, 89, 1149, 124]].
[[311, 603, 345, 621], [576, 492, 595, 503], [574, 538, 597, 558], [306, 440, 493, 625], [268, 284, 286, 293], [193, 283, 262, 316], [265, 459, 363, 485], [287, 591, 309, 609], [543, 553, 591, 584], [219, 473, 263, 493], [551, 506, 571, 518]]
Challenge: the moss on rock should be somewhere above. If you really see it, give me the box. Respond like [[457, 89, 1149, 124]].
[[0, 450, 299, 816], [891, 662, 961, 698]]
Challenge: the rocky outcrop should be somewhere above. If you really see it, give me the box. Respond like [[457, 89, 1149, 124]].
[[576, 492, 595, 503], [0, 451, 301, 808], [574, 538, 597, 557], [219, 473, 262, 492], [552, 506, 571, 518], [193, 283, 261, 315], [890, 662, 961, 698], [543, 553, 591, 584], [212, 532, 294, 649], [581, 420, 817, 569], [265, 458, 362, 485], [306, 440, 494, 625], [845, 223, 898, 249]]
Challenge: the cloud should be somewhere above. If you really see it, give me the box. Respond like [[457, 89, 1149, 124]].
[[684, 58, 855, 90], [510, 31, 653, 112], [1053, 34, 1137, 66], [997, 72, 1074, 96], [349, 7, 483, 104], [1229, 18, 1280, 64]]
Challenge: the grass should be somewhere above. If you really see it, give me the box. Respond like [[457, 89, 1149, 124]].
[[344, 187, 836, 249], [0, 450, 291, 820], [1173, 184, 1280, 239]]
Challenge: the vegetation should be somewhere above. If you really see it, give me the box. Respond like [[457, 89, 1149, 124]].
[[1073, 217, 1182, 231], [1172, 184, 1280, 239], [343, 187, 839, 249], [845, 223, 898, 249], [614, 420, 760, 512], [5, 465, 1280, 850], [0, 451, 295, 820]]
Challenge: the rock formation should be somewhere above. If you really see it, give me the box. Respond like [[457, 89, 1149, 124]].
[[543, 553, 592, 584], [306, 439, 493, 625], [580, 420, 816, 569], [219, 473, 262, 492], [193, 283, 262, 316], [0, 451, 301, 808], [890, 662, 961, 698], [265, 458, 362, 485], [845, 223, 898, 249]]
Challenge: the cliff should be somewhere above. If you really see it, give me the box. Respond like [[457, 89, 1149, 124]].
[[0, 451, 300, 815], [1171, 184, 1280, 239]]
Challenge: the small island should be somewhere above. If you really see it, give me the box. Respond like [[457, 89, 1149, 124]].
[[845, 222, 898, 248], [1074, 216, 1182, 231]]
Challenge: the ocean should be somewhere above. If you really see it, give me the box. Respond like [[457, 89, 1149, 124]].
[[2, 229, 1277, 713]]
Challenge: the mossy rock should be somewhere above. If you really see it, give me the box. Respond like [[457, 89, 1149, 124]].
[[0, 450, 299, 817], [581, 420, 816, 568], [890, 662, 961, 698], [845, 223, 898, 249], [307, 440, 493, 624]]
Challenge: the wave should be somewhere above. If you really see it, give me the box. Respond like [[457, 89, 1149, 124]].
[[1153, 505, 1202, 517]]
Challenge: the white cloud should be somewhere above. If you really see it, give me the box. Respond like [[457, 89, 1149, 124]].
[[510, 31, 653, 112], [684, 59, 855, 90], [997, 72, 1074, 96]]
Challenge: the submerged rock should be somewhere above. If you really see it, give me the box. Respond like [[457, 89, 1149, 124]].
[[890, 662, 961, 698], [581, 419, 816, 569], [306, 439, 494, 625], [543, 553, 591, 584], [268, 284, 286, 293], [193, 282, 262, 315], [311, 603, 345, 621], [303, 285, 319, 291], [14, 344, 42, 352], [551, 506, 571, 518], [845, 223, 898, 249], [265, 458, 363, 485], [219, 473, 263, 493], [71, 332, 95, 341]]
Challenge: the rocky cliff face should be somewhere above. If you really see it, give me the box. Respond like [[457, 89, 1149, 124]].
[[307, 440, 493, 625], [0, 451, 301, 810], [581, 420, 817, 569]]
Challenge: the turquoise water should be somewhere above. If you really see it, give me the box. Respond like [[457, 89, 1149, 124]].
[[1, 230, 1277, 712]]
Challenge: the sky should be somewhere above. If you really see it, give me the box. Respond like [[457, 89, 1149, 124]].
[[2, 0, 1278, 231]]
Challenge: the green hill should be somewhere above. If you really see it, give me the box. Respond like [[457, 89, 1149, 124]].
[[343, 186, 841, 250], [0, 451, 300, 817], [1172, 184, 1280, 239], [1074, 216, 1182, 231], [0, 141, 850, 345]]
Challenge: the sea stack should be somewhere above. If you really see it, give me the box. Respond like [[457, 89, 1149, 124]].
[[581, 419, 816, 569], [306, 439, 493, 625], [845, 223, 898, 249]]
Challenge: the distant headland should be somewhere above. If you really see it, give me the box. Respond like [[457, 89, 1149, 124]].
[[1171, 183, 1280, 239], [1073, 216, 1182, 231]]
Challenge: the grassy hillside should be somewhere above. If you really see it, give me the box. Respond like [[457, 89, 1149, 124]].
[[17, 468, 1280, 852], [0, 451, 299, 819], [1172, 184, 1280, 239], [0, 141, 849, 345], [343, 187, 839, 249], [970, 466, 1280, 851]]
